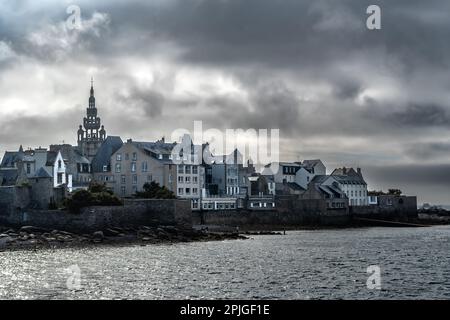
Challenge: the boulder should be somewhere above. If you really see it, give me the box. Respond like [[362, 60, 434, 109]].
[[20, 226, 48, 233], [92, 231, 104, 241], [103, 228, 120, 237]]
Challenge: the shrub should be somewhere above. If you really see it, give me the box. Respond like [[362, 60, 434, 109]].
[[134, 181, 176, 199], [65, 183, 123, 213]]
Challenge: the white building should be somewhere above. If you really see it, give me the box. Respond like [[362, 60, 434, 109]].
[[330, 167, 368, 206]]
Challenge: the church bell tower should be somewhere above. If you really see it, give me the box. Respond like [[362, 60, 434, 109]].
[[77, 78, 106, 161]]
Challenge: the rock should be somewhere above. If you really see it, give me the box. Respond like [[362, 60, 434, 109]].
[[57, 231, 73, 236], [103, 228, 120, 237], [20, 226, 48, 233], [92, 231, 104, 241], [0, 236, 14, 247]]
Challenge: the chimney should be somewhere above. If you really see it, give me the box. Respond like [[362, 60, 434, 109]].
[[357, 167, 362, 176], [343, 167, 347, 175], [127, 139, 133, 144]]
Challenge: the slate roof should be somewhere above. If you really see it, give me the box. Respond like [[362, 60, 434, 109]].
[[91, 136, 123, 173], [135, 141, 176, 155], [45, 151, 58, 166], [50, 145, 90, 164], [0, 169, 18, 186], [0, 151, 21, 168], [34, 167, 52, 178], [329, 168, 366, 185], [302, 159, 322, 169]]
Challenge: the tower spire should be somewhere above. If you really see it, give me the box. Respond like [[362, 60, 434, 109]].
[[90, 77, 94, 97]]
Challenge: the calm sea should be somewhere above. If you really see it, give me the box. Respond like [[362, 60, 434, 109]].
[[1, 226, 449, 299]]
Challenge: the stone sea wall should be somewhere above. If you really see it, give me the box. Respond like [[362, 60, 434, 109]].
[[0, 198, 192, 233]]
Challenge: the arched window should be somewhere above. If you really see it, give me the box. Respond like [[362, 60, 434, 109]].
[[58, 160, 62, 169]]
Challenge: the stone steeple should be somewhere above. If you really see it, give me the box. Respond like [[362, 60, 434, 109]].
[[77, 78, 106, 161]]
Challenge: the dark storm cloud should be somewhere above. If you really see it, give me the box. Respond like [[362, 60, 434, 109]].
[[200, 83, 301, 136], [1, 0, 450, 203], [118, 86, 166, 118], [0, 108, 81, 150], [404, 142, 450, 160], [365, 164, 450, 189]]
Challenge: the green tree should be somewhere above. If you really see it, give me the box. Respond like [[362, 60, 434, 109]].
[[134, 181, 176, 199]]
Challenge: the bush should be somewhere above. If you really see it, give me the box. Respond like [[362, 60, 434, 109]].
[[65, 183, 123, 213], [134, 181, 176, 199]]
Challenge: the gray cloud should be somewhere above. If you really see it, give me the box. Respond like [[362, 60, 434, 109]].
[[1, 0, 450, 203]]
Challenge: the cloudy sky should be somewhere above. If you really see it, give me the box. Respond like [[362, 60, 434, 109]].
[[0, 0, 449, 204]]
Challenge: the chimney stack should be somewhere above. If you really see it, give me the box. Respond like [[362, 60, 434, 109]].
[[357, 167, 362, 176], [343, 167, 347, 175]]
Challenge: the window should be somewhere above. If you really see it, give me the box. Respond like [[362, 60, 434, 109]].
[[103, 165, 108, 172], [132, 175, 137, 185], [192, 166, 198, 174], [178, 166, 184, 174], [121, 175, 126, 184], [116, 154, 122, 161], [26, 163, 31, 174], [193, 188, 198, 195], [57, 173, 63, 184], [141, 161, 148, 172], [185, 176, 191, 184], [178, 176, 184, 183], [131, 162, 137, 172], [115, 163, 121, 173], [132, 152, 137, 161], [121, 186, 126, 196], [147, 175, 153, 181], [178, 188, 184, 195], [193, 176, 198, 184], [57, 160, 62, 169], [185, 166, 191, 174], [132, 186, 137, 194], [168, 174, 172, 183], [125, 153, 129, 160], [185, 188, 191, 195]]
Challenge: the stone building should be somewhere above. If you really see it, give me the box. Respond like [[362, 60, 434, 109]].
[[49, 144, 91, 190], [330, 167, 368, 206], [109, 139, 177, 197]]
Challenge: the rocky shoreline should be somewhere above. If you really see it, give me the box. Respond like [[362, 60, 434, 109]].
[[0, 225, 248, 252]]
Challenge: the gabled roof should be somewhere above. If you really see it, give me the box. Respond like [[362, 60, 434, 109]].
[[286, 182, 306, 191], [91, 136, 123, 172], [45, 151, 58, 166], [331, 167, 366, 184], [34, 167, 52, 178], [50, 145, 90, 164], [0, 151, 21, 168], [134, 141, 176, 155], [0, 168, 18, 186], [302, 159, 323, 169]]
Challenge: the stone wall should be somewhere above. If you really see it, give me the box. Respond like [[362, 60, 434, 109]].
[[0, 198, 191, 233], [0, 186, 31, 214], [193, 197, 351, 229], [351, 196, 418, 219]]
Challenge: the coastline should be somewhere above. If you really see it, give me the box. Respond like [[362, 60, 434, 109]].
[[2, 216, 447, 253], [0, 225, 248, 253]]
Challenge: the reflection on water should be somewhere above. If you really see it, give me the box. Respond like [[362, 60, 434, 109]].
[[1, 226, 450, 299]]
